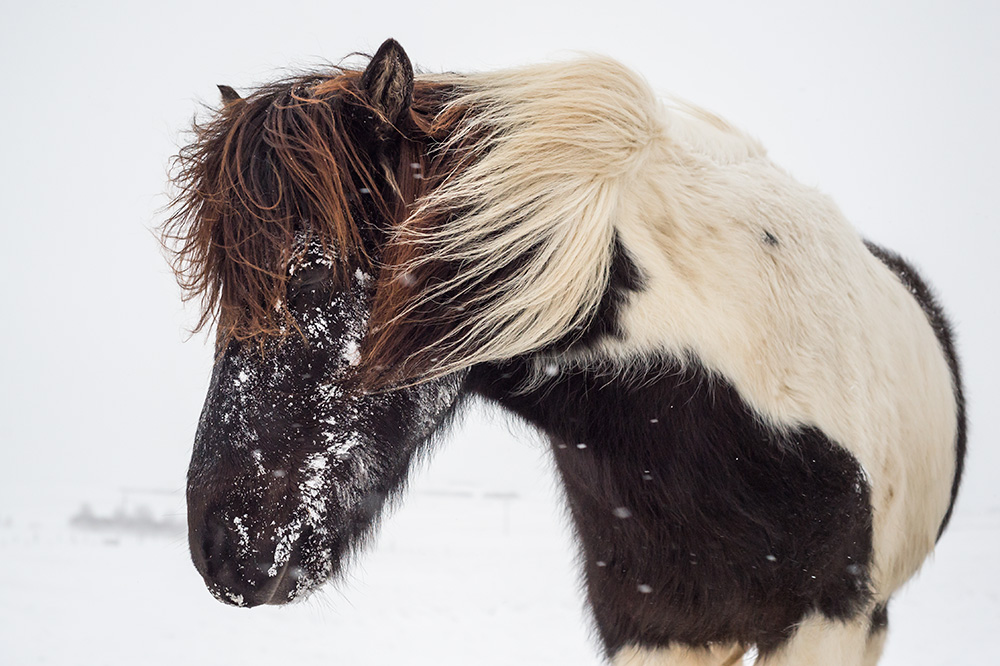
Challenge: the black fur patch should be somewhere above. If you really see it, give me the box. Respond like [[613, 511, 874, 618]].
[[865, 241, 967, 538], [469, 358, 873, 657]]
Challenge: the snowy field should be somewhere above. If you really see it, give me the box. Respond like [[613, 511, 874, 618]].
[[2, 413, 999, 665], [2, 1, 998, 664]]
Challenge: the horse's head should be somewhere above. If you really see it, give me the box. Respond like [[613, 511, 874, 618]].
[[168, 41, 650, 607], [167, 40, 465, 606], [185, 245, 464, 607]]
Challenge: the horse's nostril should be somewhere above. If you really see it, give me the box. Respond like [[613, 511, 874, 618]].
[[200, 515, 236, 578], [190, 511, 300, 607]]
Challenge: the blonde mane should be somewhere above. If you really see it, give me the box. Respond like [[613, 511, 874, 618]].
[[362, 57, 663, 385]]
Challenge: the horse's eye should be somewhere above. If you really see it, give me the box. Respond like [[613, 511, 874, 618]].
[[289, 266, 330, 298]]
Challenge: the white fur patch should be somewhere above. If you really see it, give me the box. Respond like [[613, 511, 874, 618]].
[[614, 643, 746, 665], [755, 614, 870, 665]]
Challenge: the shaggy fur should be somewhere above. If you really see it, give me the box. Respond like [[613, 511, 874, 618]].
[[163, 61, 459, 345], [362, 58, 659, 385], [169, 40, 965, 665]]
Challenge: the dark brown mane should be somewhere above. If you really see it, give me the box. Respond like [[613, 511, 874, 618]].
[[162, 64, 459, 345]]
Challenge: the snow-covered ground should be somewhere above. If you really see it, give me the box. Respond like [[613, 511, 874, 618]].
[[1, 417, 997, 665], [2, 1, 998, 664], [2, 410, 998, 665]]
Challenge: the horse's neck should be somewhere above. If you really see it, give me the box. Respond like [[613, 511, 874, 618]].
[[467, 356, 761, 454], [467, 357, 680, 447]]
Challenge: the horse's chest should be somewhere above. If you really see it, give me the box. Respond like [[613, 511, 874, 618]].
[[470, 358, 873, 651]]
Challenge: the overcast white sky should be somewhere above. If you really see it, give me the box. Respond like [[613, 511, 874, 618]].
[[1, 1, 997, 663]]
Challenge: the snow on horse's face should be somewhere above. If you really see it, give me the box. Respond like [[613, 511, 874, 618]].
[[186, 249, 461, 606]]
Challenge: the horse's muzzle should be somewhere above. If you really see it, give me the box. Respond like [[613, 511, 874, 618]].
[[187, 510, 308, 607]]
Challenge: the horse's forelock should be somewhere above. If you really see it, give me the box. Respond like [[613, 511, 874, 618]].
[[162, 69, 451, 346]]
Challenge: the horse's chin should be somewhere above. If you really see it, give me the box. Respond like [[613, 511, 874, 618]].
[[203, 549, 335, 608], [262, 554, 336, 607]]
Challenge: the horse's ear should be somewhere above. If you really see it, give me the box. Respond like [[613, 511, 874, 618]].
[[217, 84, 242, 104], [360, 38, 414, 125]]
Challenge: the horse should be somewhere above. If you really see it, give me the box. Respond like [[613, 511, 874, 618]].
[[164, 39, 966, 665]]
